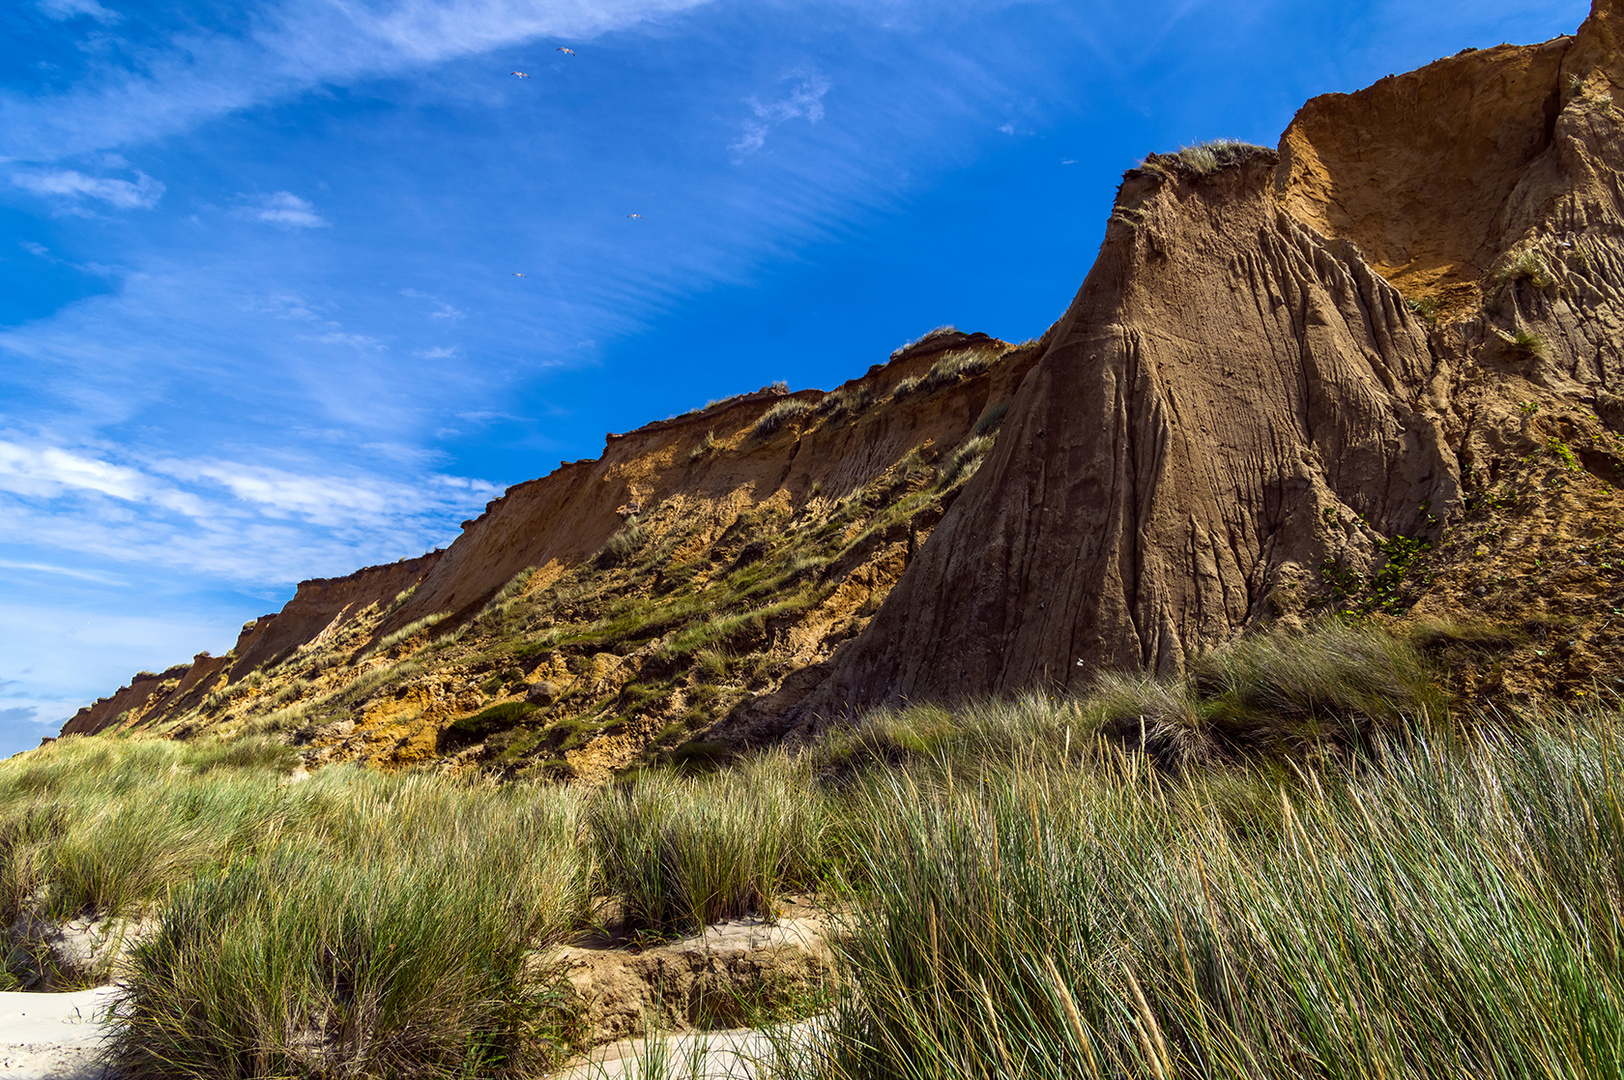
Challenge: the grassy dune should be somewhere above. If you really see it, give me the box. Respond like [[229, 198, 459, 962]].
[[2, 621, 1620, 1078]]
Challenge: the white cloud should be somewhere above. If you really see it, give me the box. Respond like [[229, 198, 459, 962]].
[[36, 0, 121, 24], [0, 440, 208, 515], [414, 345, 460, 359], [998, 122, 1016, 134], [10, 167, 164, 210], [0, 440, 151, 501], [249, 190, 328, 229], [730, 74, 831, 157]]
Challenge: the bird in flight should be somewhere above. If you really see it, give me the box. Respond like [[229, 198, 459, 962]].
[[510, 71, 530, 78], [627, 213, 642, 219], [557, 47, 575, 56], [512, 272, 527, 277]]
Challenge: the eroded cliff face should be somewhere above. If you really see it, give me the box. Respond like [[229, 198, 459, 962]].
[[798, 0, 1624, 723], [60, 1, 1624, 769], [61, 332, 1037, 779]]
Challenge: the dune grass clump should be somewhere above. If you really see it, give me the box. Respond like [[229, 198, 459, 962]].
[[800, 712, 1624, 1080], [933, 435, 995, 490], [0, 740, 595, 1074], [1173, 138, 1272, 174], [816, 621, 1445, 779], [595, 517, 649, 567], [919, 348, 999, 392], [1497, 247, 1555, 288], [754, 398, 815, 436], [972, 400, 1010, 436], [107, 774, 591, 1078], [589, 752, 829, 937], [816, 385, 876, 418]]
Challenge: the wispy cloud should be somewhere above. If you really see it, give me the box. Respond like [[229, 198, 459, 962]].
[[730, 73, 831, 157], [402, 288, 464, 320], [316, 331, 382, 350], [36, 0, 122, 24], [0, 558, 125, 584], [0, 436, 499, 584], [246, 191, 328, 229], [9, 167, 164, 210], [1, 0, 719, 163]]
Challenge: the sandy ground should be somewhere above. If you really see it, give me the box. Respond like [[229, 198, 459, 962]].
[[0, 985, 816, 1080], [0, 987, 117, 1080], [558, 1019, 820, 1080]]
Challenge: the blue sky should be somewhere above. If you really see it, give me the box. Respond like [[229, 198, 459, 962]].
[[0, 0, 1590, 755]]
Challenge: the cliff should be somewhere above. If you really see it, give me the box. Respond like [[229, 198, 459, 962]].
[[800, 0, 1624, 721], [60, 1, 1624, 771]]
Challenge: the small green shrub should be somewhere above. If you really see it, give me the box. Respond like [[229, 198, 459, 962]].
[[1404, 295, 1441, 324], [596, 518, 648, 567], [891, 376, 922, 399], [1512, 328, 1549, 358], [441, 701, 538, 748]]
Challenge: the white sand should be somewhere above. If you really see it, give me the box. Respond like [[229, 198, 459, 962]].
[[559, 1019, 821, 1080], [0, 987, 118, 1080]]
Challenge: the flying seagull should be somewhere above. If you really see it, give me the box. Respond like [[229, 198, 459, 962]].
[[512, 272, 527, 277], [557, 47, 575, 55], [510, 71, 530, 78], [627, 213, 642, 219]]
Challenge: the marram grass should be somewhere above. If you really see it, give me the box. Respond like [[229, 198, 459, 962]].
[[793, 720, 1624, 1080], [3, 621, 1622, 1079]]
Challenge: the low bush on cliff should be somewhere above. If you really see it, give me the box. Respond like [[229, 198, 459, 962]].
[[919, 347, 998, 392], [1172, 138, 1272, 174], [754, 397, 815, 436]]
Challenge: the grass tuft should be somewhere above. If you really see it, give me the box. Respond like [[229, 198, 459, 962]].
[[754, 398, 815, 436], [1497, 247, 1555, 288], [919, 348, 999, 392]]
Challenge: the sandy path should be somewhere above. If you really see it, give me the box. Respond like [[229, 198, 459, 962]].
[[0, 987, 117, 1080]]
